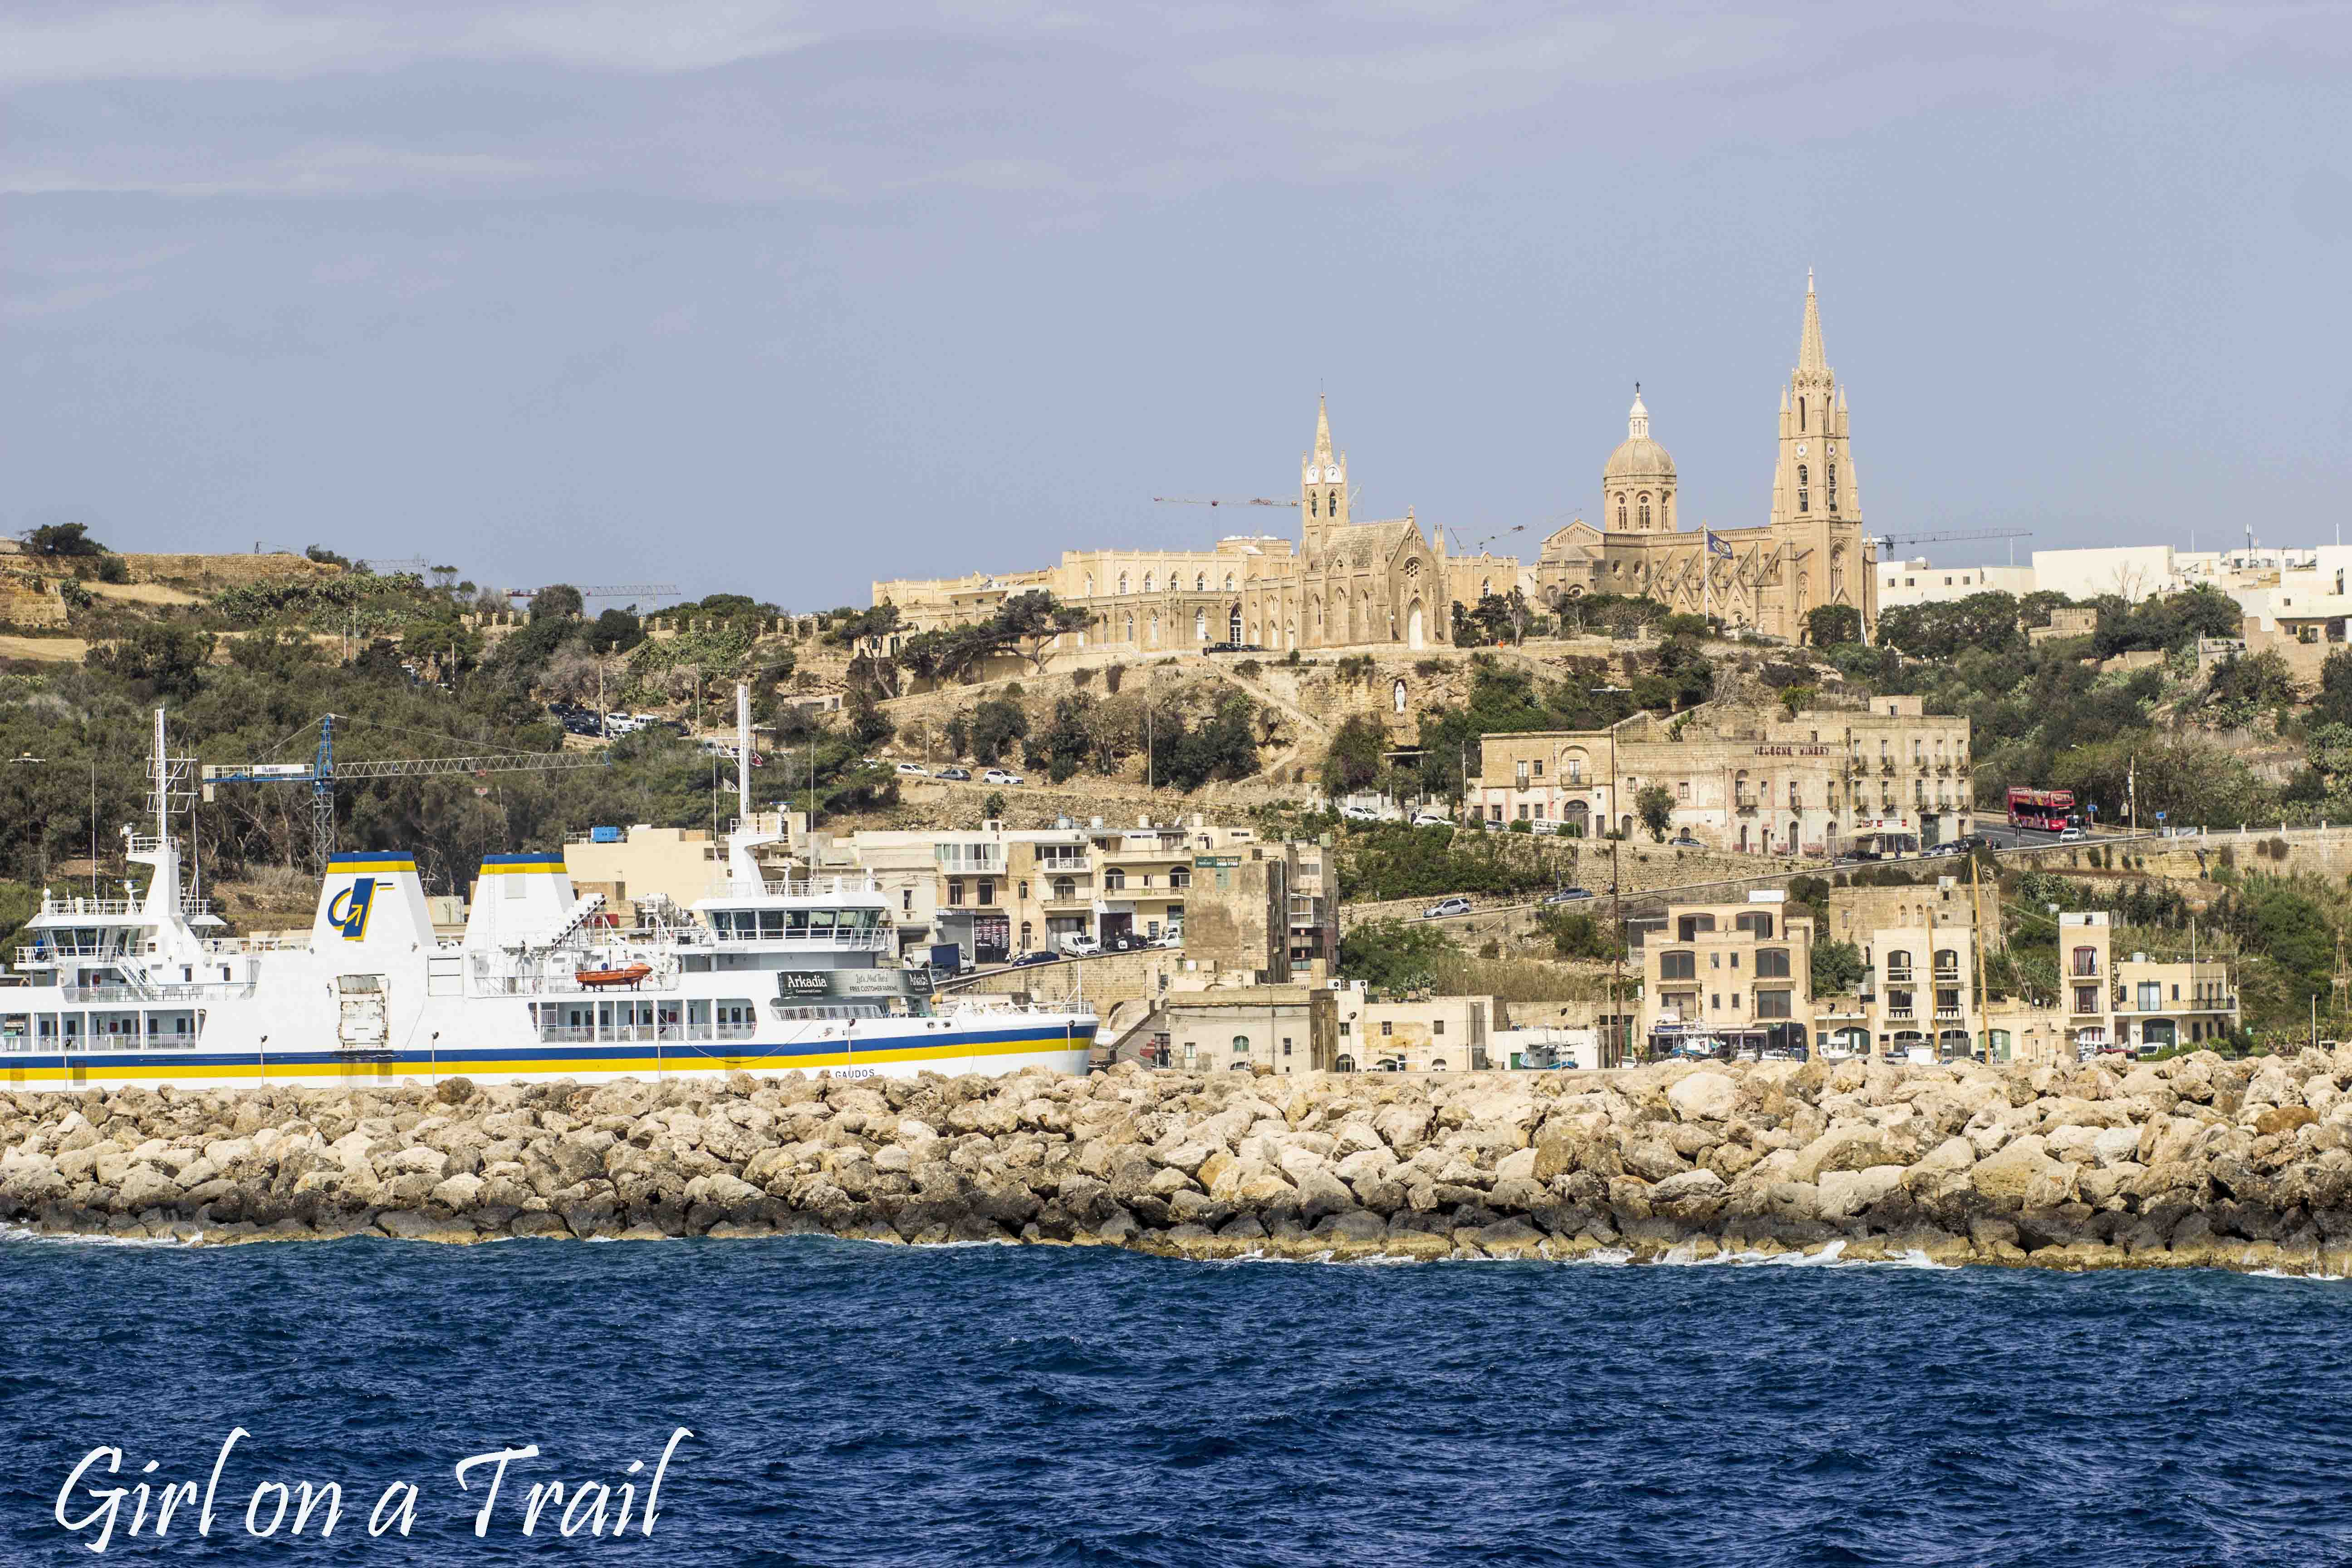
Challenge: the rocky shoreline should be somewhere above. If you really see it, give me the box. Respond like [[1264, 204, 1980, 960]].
[[6, 1049, 2352, 1272]]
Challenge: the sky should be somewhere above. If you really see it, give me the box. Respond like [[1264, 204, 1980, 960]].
[[5, 2, 2350, 609]]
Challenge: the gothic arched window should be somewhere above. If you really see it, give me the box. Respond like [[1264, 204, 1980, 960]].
[[1143, 572, 1155, 593], [1797, 464, 1810, 514], [1228, 606, 1243, 642], [1638, 493, 1651, 529], [1223, 572, 1235, 591], [1195, 573, 1206, 593], [1799, 397, 1807, 431], [1309, 492, 1319, 517], [1083, 575, 1093, 597], [1194, 608, 1207, 642], [1827, 461, 1838, 512], [1616, 492, 1627, 529], [1117, 572, 1129, 594], [1123, 612, 1134, 642]]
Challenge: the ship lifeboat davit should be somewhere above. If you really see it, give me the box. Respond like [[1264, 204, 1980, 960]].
[[575, 962, 653, 990]]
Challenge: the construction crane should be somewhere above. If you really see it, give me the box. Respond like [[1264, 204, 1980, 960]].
[[1150, 496, 1299, 509], [504, 583, 681, 605], [201, 715, 611, 871], [1867, 527, 2031, 561]]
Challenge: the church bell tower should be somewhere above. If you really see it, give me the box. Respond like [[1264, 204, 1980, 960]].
[[1302, 396, 1348, 556], [1768, 272, 1871, 637]]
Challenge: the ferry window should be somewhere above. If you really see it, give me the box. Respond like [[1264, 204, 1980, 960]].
[[709, 910, 731, 936], [760, 910, 786, 939], [810, 910, 837, 932], [788, 909, 810, 934]]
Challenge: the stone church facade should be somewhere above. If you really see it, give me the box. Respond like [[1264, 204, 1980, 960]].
[[872, 399, 1450, 655], [1535, 275, 1877, 642], [872, 278, 1877, 656]]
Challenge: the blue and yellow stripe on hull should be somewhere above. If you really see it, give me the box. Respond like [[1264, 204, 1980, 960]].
[[0, 1022, 1097, 1090]]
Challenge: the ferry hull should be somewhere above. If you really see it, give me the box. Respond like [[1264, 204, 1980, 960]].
[[0, 1022, 1097, 1093]]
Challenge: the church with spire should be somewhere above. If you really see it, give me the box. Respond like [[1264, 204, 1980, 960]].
[[872, 394, 1450, 654], [871, 276, 1874, 659], [1535, 274, 1876, 642]]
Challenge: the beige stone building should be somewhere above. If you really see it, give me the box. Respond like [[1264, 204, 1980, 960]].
[[1473, 695, 1974, 856], [1157, 985, 1338, 1075], [1535, 277, 1876, 643], [1333, 987, 1504, 1073], [1640, 891, 1813, 1056], [872, 399, 1452, 655]]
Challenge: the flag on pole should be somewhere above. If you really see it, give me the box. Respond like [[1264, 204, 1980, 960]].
[[1705, 530, 1733, 559]]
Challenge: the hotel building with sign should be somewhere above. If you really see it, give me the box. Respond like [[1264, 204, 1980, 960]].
[[1472, 696, 1973, 856]]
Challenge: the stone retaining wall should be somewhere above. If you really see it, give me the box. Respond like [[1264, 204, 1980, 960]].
[[5, 1049, 2351, 1269]]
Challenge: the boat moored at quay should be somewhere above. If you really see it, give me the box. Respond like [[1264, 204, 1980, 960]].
[[0, 714, 1095, 1091]]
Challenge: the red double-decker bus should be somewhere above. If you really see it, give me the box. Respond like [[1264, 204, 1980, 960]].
[[2007, 786, 2077, 832]]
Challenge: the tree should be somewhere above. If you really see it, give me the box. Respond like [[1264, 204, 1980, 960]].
[[1805, 603, 1861, 646], [531, 584, 584, 622], [1779, 684, 1818, 719], [996, 591, 1093, 673], [1320, 714, 1387, 798], [1811, 940, 1866, 999], [970, 696, 1029, 765], [846, 686, 895, 749], [1336, 920, 1452, 994], [85, 624, 215, 701], [1635, 782, 1675, 841], [23, 522, 106, 557], [1538, 908, 1619, 961], [2316, 650, 2352, 729], [586, 608, 643, 656]]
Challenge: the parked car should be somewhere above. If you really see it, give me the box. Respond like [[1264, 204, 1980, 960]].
[[1339, 804, 1383, 823], [1410, 809, 1453, 827], [2058, 826, 2087, 842], [1106, 931, 1143, 953], [936, 766, 972, 782], [1423, 897, 1472, 918], [1541, 887, 1594, 904], [982, 768, 1024, 785], [1530, 818, 1557, 835], [1009, 950, 1058, 968], [1150, 932, 1182, 949], [1671, 833, 1702, 847], [895, 762, 928, 776], [1058, 934, 1104, 957]]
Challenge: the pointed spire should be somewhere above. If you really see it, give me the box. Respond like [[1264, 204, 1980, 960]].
[[1798, 269, 1827, 375], [1628, 383, 1649, 440], [1313, 395, 1334, 462]]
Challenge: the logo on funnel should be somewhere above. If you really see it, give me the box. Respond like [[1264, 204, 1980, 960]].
[[327, 878, 377, 941]]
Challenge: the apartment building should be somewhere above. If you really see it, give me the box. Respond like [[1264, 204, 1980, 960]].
[[1474, 696, 1973, 857], [1639, 891, 1813, 1057]]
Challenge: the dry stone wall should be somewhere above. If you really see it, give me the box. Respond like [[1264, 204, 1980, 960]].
[[7, 1048, 2352, 1271]]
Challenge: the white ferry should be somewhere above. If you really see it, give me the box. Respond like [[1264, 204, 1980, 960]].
[[0, 715, 1095, 1091]]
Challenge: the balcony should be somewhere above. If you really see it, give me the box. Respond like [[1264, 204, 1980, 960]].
[[1934, 1007, 1965, 1022], [1885, 1007, 1916, 1023], [1034, 853, 1090, 874]]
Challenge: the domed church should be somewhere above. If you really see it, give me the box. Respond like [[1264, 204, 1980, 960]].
[[1535, 274, 1877, 643]]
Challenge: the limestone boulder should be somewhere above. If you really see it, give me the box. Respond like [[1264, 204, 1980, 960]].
[[1666, 1072, 1740, 1124], [1969, 1135, 2078, 1209]]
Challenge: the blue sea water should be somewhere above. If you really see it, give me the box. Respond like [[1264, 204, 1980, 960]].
[[3, 1236, 2350, 1566]]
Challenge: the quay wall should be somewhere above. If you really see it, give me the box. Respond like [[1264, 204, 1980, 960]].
[[6, 1050, 2352, 1271]]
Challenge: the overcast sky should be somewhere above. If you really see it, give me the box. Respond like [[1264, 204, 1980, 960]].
[[5, 2, 2349, 608]]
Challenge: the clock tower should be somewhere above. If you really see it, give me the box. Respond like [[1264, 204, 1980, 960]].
[[1301, 396, 1348, 556], [1767, 272, 1872, 636]]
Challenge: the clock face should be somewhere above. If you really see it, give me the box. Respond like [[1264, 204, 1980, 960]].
[[1795, 443, 1808, 456], [1323, 466, 1342, 483]]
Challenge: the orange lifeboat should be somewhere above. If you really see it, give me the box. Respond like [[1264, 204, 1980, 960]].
[[575, 962, 653, 990]]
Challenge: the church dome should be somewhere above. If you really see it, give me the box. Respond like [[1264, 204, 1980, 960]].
[[1603, 387, 1674, 480], [1603, 436, 1676, 480]]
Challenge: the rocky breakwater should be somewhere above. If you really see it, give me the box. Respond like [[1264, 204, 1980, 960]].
[[7, 1048, 2352, 1270]]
